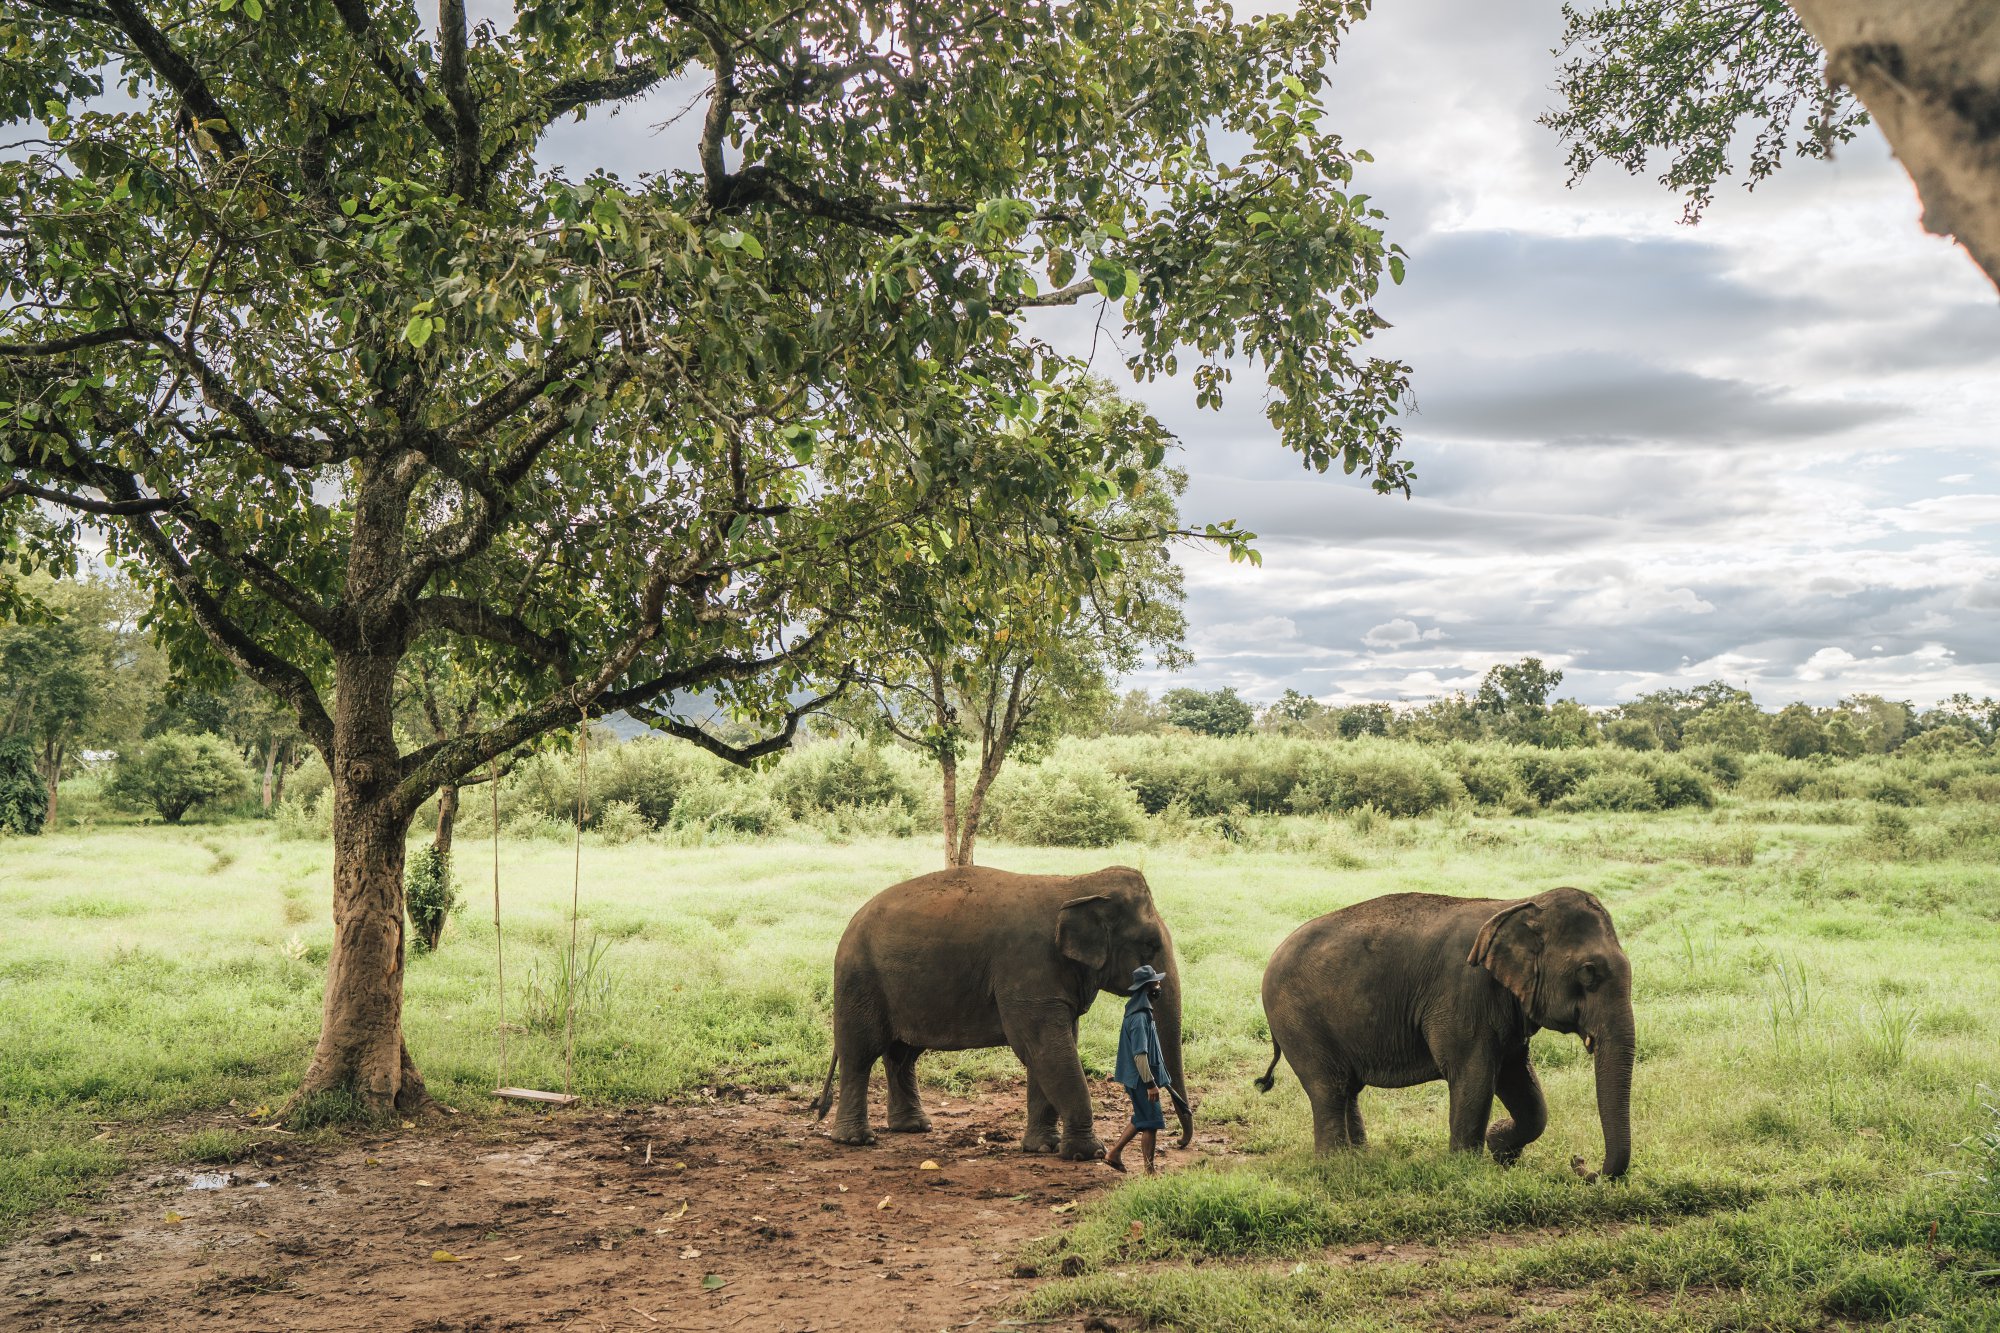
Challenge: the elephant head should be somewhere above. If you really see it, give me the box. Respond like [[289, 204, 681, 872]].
[[1468, 887, 1634, 1179], [1058, 879, 1194, 1148]]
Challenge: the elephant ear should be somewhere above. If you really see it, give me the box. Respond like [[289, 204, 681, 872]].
[[1057, 894, 1114, 970], [1468, 900, 1544, 1013]]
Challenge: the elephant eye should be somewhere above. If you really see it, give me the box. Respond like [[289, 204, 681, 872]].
[[1577, 962, 1602, 991]]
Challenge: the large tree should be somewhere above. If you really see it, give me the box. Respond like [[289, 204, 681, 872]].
[[1, 2, 1411, 1113], [1546, 0, 2000, 294]]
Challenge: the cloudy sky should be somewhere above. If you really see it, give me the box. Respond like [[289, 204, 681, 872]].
[[538, 1, 2000, 710]]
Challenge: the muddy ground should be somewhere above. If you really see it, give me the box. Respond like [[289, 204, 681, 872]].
[[1, 1086, 1211, 1332]]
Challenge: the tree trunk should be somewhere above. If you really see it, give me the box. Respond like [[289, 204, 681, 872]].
[[262, 740, 278, 812], [954, 737, 1013, 868], [288, 653, 427, 1117], [42, 732, 65, 828], [940, 748, 961, 868], [434, 783, 459, 862], [272, 742, 291, 808], [1788, 0, 2000, 294]]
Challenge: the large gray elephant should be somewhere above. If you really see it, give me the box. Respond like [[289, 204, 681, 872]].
[[811, 864, 1193, 1159], [1257, 887, 1634, 1179]]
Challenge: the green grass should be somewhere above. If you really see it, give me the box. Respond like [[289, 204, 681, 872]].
[[1, 803, 1997, 1327]]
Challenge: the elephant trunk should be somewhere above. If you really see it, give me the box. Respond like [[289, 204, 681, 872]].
[[1592, 1007, 1635, 1180], [1157, 952, 1194, 1149]]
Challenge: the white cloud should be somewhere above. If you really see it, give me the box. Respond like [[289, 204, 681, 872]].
[[1361, 618, 1444, 648]]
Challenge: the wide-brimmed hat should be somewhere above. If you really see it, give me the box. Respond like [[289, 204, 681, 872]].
[[1128, 964, 1166, 993]]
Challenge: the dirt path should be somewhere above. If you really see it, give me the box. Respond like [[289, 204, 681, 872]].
[[0, 1087, 1187, 1333]]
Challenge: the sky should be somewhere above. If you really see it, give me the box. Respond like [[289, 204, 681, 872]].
[[534, 1, 2000, 711]]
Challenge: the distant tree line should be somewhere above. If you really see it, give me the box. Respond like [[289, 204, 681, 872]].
[[1082, 659, 2000, 759]]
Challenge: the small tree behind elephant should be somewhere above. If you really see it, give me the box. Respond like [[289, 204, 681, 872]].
[[1258, 887, 1635, 1179], [812, 865, 1193, 1160]]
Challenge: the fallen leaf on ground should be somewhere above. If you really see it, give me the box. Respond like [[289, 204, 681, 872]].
[[89, 1253, 104, 1264], [431, 1250, 463, 1263], [877, 1195, 893, 1210], [680, 1247, 702, 1259], [502, 1255, 522, 1263], [163, 1212, 183, 1224], [365, 1157, 379, 1166], [414, 1180, 436, 1187], [701, 1274, 727, 1291], [401, 1120, 415, 1129], [836, 1184, 848, 1193], [90, 1130, 112, 1142], [919, 1160, 940, 1171], [1129, 1221, 1145, 1239], [1050, 1202, 1077, 1214]]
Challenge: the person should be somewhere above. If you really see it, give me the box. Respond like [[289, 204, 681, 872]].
[[1108, 963, 1173, 1174]]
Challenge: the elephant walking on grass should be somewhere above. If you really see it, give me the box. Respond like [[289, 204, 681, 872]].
[[812, 865, 1193, 1159], [1257, 887, 1634, 1179]]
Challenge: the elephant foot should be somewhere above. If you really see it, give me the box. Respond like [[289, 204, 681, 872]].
[[884, 1115, 932, 1134], [827, 1124, 878, 1147], [1020, 1127, 1061, 1154], [1058, 1134, 1107, 1162], [1486, 1119, 1528, 1165]]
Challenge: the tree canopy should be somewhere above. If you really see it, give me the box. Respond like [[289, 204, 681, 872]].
[[1, 0, 1412, 1111]]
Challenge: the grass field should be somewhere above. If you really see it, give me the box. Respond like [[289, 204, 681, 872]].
[[2, 802, 1997, 1328]]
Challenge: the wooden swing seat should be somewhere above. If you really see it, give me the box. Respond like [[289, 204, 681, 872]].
[[494, 1086, 579, 1105]]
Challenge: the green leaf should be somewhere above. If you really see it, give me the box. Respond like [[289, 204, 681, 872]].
[[402, 315, 434, 348]]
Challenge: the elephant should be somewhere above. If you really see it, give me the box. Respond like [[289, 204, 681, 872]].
[[1256, 886, 1634, 1179], [810, 864, 1193, 1160]]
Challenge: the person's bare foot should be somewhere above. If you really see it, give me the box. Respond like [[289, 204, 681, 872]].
[[1106, 1150, 1127, 1173]]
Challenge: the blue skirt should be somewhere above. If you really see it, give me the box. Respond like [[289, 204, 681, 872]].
[[1127, 1085, 1167, 1131]]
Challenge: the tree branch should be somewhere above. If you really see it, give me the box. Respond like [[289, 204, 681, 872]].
[[411, 594, 568, 665], [0, 478, 179, 516], [437, 0, 481, 198], [93, 0, 248, 157], [627, 685, 846, 766], [100, 472, 335, 752], [330, 0, 457, 153]]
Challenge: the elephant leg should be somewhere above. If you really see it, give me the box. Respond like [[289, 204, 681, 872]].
[[1444, 1054, 1499, 1154], [1486, 1050, 1548, 1165], [827, 1026, 884, 1147], [1300, 1067, 1362, 1154], [883, 1043, 931, 1133], [1021, 1069, 1061, 1154], [1004, 1007, 1103, 1161]]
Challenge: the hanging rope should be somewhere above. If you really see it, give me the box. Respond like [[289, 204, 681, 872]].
[[563, 711, 589, 1098], [491, 757, 509, 1091]]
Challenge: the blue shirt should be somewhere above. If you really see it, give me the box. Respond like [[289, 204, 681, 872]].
[[1113, 991, 1171, 1092]]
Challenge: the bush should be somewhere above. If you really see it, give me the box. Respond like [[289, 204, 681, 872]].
[[670, 777, 785, 837], [593, 799, 651, 844], [1637, 756, 1716, 809], [105, 732, 250, 823], [1511, 749, 1596, 806], [988, 762, 1144, 846], [273, 791, 333, 841], [1866, 774, 1921, 807], [1554, 770, 1661, 813], [0, 737, 47, 835], [769, 740, 920, 817], [404, 844, 457, 953], [1291, 743, 1464, 818]]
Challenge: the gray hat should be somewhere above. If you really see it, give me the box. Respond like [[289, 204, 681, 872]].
[[1129, 964, 1166, 993]]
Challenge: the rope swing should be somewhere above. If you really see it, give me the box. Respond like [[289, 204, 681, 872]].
[[492, 714, 591, 1106]]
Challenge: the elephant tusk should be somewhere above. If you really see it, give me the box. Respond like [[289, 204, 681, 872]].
[[1583, 1033, 1596, 1054]]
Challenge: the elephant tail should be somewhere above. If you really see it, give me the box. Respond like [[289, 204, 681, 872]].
[[809, 1052, 838, 1122], [1253, 1040, 1283, 1093]]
